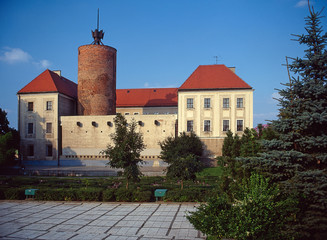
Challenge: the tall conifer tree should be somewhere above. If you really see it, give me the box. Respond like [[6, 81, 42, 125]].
[[242, 4, 327, 239]]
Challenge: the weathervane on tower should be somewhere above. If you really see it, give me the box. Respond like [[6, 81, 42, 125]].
[[91, 9, 104, 45]]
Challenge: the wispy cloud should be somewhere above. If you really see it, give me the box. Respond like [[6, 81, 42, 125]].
[[0, 47, 31, 63], [34, 59, 51, 68], [295, 0, 309, 8], [0, 47, 51, 69]]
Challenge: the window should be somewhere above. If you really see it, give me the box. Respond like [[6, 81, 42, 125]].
[[46, 122, 52, 133], [124, 112, 130, 115], [204, 98, 211, 108], [223, 120, 230, 132], [237, 120, 244, 131], [223, 98, 229, 108], [204, 120, 211, 132], [46, 144, 53, 157], [46, 101, 53, 110], [28, 123, 33, 134], [237, 98, 243, 108], [187, 98, 193, 109], [187, 120, 193, 132], [28, 102, 33, 111], [133, 112, 139, 115], [28, 145, 34, 156]]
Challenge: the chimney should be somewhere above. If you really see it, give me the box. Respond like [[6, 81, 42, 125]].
[[53, 70, 61, 76], [228, 67, 235, 73]]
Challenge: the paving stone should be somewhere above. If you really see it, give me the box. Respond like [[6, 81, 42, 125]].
[[105, 235, 138, 240], [98, 215, 124, 221], [88, 219, 117, 227], [0, 225, 21, 237], [0, 201, 205, 239], [22, 223, 56, 231], [116, 220, 143, 227], [73, 214, 101, 220], [50, 224, 84, 232], [35, 231, 77, 240], [77, 225, 109, 233], [69, 232, 109, 240], [64, 218, 93, 225], [7, 229, 47, 239], [37, 217, 67, 224], [124, 215, 148, 221], [14, 217, 43, 224]]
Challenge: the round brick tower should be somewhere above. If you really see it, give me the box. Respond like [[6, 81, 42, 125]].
[[77, 12, 117, 116], [77, 45, 117, 115]]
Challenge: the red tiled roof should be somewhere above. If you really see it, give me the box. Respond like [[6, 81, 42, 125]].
[[116, 88, 178, 107], [179, 65, 252, 90], [17, 69, 77, 99]]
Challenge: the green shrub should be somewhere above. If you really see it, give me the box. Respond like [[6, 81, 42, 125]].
[[103, 189, 116, 202], [133, 190, 153, 202], [75, 188, 102, 201], [36, 189, 77, 201], [165, 188, 206, 202], [3, 188, 25, 200], [115, 188, 133, 202], [187, 173, 298, 240]]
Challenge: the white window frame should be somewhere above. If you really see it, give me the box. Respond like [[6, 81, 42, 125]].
[[223, 98, 229, 108], [187, 120, 193, 132], [46, 101, 53, 111], [223, 120, 230, 132], [237, 98, 243, 108], [237, 120, 244, 132], [204, 98, 211, 108], [204, 120, 211, 132], [187, 98, 194, 109]]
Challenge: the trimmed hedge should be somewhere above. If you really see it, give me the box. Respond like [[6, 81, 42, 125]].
[[0, 174, 223, 202], [103, 189, 116, 201], [1, 188, 26, 200]]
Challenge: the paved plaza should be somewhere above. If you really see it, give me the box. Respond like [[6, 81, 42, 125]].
[[0, 201, 205, 240]]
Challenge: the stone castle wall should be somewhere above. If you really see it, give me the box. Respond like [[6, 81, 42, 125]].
[[60, 114, 178, 161]]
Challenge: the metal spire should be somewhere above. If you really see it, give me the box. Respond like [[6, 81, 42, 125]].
[[91, 8, 104, 45]]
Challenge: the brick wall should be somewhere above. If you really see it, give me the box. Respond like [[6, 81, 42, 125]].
[[77, 44, 117, 115]]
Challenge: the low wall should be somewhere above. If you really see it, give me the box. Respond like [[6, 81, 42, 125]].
[[60, 114, 177, 161]]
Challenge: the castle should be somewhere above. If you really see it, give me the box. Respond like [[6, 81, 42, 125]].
[[17, 26, 253, 167]]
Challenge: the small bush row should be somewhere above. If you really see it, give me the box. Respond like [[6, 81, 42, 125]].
[[0, 186, 219, 202], [0, 187, 155, 202]]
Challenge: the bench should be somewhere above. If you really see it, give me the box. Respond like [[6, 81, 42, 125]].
[[154, 189, 167, 201], [25, 189, 38, 199]]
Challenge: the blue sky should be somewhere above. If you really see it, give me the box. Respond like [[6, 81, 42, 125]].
[[0, 0, 326, 128]]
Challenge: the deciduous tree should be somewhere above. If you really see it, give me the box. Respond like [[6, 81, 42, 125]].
[[102, 114, 145, 189], [160, 132, 203, 189]]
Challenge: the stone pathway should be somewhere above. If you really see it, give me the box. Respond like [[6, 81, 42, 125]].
[[0, 201, 205, 240]]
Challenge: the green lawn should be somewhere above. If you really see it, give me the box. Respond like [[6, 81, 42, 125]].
[[197, 166, 224, 177]]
